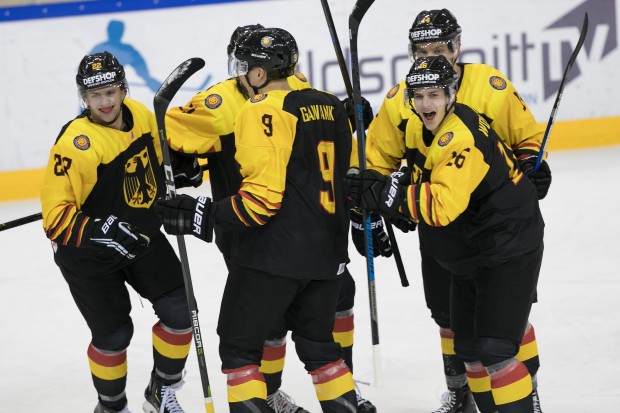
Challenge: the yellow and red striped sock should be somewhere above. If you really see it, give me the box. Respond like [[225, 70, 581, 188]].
[[152, 321, 192, 381], [224, 364, 267, 412], [260, 337, 286, 395], [311, 359, 356, 411], [87, 343, 127, 408]]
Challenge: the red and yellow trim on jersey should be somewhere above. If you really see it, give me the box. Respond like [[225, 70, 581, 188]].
[[311, 359, 355, 402], [407, 182, 442, 227], [490, 360, 533, 405], [230, 183, 283, 227], [224, 365, 267, 403], [87, 343, 127, 381], [332, 309, 354, 348], [45, 206, 90, 247], [152, 322, 192, 360]]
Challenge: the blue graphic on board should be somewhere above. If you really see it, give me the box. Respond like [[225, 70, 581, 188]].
[[90, 20, 161, 92], [90, 20, 212, 92]]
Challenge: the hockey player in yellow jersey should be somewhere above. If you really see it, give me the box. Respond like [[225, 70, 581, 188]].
[[350, 55, 544, 413], [40, 52, 192, 413], [165, 23, 312, 413], [362, 9, 549, 413], [157, 27, 358, 413], [165, 24, 375, 413]]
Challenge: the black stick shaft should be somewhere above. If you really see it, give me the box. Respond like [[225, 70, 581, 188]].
[[319, 0, 409, 288], [349, 0, 383, 387], [0, 212, 42, 232], [384, 223, 408, 287], [153, 57, 215, 413], [535, 13, 588, 172]]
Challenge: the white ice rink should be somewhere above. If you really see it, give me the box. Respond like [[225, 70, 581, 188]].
[[1, 145, 619, 412]]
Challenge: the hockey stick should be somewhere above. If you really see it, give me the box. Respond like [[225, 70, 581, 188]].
[[383, 223, 408, 286], [319, 0, 409, 288], [349, 0, 384, 388], [534, 13, 588, 173], [153, 57, 215, 413], [0, 212, 42, 232]]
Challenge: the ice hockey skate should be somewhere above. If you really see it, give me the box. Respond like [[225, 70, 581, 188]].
[[94, 401, 132, 413], [354, 383, 376, 413], [356, 390, 377, 413], [142, 372, 185, 413], [266, 389, 309, 413], [432, 386, 477, 413]]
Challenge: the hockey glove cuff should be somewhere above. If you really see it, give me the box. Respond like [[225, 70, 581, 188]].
[[350, 208, 392, 258], [379, 167, 412, 219], [88, 215, 150, 261], [155, 194, 215, 242]]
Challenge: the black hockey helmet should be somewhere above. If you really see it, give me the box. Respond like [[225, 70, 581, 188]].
[[405, 56, 459, 123], [409, 9, 462, 61], [232, 27, 298, 80], [76, 51, 127, 91], [406, 55, 458, 92], [227, 24, 264, 56], [409, 9, 461, 45]]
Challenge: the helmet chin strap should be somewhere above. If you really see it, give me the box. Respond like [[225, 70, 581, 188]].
[[439, 94, 456, 128], [245, 73, 271, 96]]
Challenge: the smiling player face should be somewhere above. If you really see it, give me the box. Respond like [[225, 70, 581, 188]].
[[82, 84, 126, 129]]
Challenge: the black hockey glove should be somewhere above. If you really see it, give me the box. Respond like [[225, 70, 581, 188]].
[[378, 167, 412, 219], [345, 167, 387, 211], [170, 151, 203, 189], [350, 208, 392, 258], [89, 215, 150, 261], [519, 157, 552, 200], [155, 194, 215, 242], [342, 96, 374, 134]]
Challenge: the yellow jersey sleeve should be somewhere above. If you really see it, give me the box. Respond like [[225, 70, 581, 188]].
[[406, 116, 489, 227], [165, 78, 246, 155], [457, 64, 544, 160], [228, 91, 298, 226], [366, 80, 412, 174]]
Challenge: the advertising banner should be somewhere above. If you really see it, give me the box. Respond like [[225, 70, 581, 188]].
[[0, 0, 618, 197]]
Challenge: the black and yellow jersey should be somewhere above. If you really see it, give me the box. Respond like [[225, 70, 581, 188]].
[[366, 63, 544, 174], [164, 71, 312, 202], [40, 98, 165, 273], [366, 79, 410, 175], [214, 88, 353, 279], [403, 103, 544, 275]]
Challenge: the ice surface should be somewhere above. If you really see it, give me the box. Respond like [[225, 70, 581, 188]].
[[1, 146, 619, 412]]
